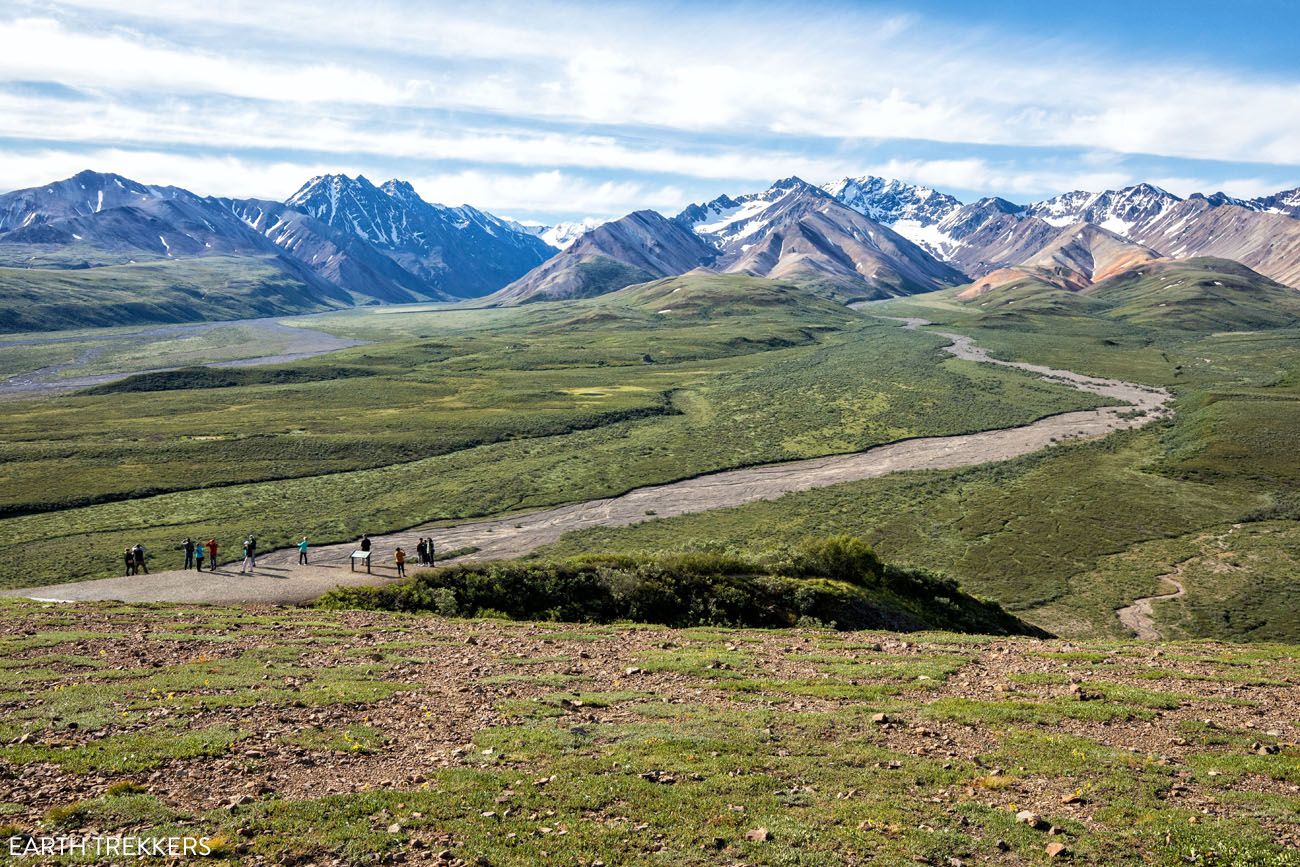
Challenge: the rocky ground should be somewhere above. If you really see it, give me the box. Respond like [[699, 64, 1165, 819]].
[[0, 599, 1296, 865]]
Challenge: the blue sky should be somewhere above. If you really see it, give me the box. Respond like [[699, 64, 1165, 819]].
[[1, 0, 1298, 224]]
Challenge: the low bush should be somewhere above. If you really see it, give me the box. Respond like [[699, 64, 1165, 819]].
[[319, 537, 1045, 636]]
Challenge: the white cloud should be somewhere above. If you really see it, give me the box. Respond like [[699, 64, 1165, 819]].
[[4, 6, 1300, 168], [0, 18, 406, 105], [409, 169, 686, 217], [0, 149, 338, 200], [1, 1, 1297, 216]]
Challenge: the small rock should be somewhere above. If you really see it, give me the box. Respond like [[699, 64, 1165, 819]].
[[1016, 811, 1046, 830], [744, 828, 770, 842], [1045, 841, 1068, 858], [1060, 793, 1082, 805]]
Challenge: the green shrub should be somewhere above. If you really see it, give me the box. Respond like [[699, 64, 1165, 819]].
[[789, 534, 883, 585], [319, 537, 1043, 636]]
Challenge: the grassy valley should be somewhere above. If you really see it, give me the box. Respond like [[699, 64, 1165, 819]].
[[535, 285, 1300, 641], [0, 276, 1106, 590]]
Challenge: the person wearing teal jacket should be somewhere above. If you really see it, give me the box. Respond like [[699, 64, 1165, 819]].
[[298, 536, 309, 565]]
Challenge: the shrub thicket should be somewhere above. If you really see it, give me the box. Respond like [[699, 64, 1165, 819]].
[[319, 536, 1046, 636]]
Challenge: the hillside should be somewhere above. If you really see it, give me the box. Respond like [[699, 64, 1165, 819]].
[[0, 257, 351, 332], [1087, 257, 1300, 330], [955, 255, 1300, 332], [958, 224, 1160, 299], [218, 198, 447, 304], [601, 271, 859, 319], [486, 210, 716, 304], [1, 598, 1296, 865]]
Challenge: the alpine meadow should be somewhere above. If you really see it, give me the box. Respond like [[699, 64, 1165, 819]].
[[0, 2, 1298, 865]]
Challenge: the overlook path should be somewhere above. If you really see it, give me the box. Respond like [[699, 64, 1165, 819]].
[[8, 319, 1172, 607]]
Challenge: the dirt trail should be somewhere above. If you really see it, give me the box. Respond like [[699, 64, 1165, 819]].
[[8, 320, 1174, 605], [1116, 573, 1188, 640]]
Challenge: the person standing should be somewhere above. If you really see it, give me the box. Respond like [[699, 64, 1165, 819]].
[[239, 537, 255, 575], [427, 537, 435, 564], [247, 534, 258, 568], [133, 544, 148, 575], [415, 538, 427, 566], [181, 537, 195, 570], [206, 538, 219, 570], [394, 546, 406, 578], [194, 543, 205, 571], [124, 547, 136, 576], [298, 536, 309, 565]]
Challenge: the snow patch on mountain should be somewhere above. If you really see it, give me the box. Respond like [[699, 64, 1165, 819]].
[[1025, 184, 1181, 234], [677, 177, 823, 247], [511, 218, 599, 251]]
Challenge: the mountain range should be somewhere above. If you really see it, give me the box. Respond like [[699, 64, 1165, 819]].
[[491, 177, 966, 305], [0, 170, 556, 330], [490, 174, 1300, 309], [1, 168, 1298, 332]]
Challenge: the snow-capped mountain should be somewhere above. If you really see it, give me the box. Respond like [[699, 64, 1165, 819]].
[[675, 177, 964, 298], [512, 219, 601, 251], [0, 170, 158, 232], [222, 197, 446, 304], [675, 176, 820, 247], [1024, 183, 1182, 234], [924, 197, 1059, 276], [821, 176, 963, 256], [494, 177, 965, 306], [0, 170, 349, 303], [1248, 187, 1300, 218], [487, 211, 717, 304], [285, 174, 555, 298]]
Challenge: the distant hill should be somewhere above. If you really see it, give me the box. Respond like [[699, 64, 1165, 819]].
[[953, 253, 1300, 331], [600, 271, 860, 320], [1087, 257, 1300, 331], [958, 224, 1160, 298], [0, 257, 350, 333], [485, 210, 717, 304]]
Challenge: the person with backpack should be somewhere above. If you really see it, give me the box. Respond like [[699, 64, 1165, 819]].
[[194, 543, 205, 571], [298, 536, 309, 565], [181, 537, 195, 570], [239, 537, 255, 575], [206, 538, 219, 570], [394, 546, 407, 578], [133, 544, 148, 575], [247, 534, 257, 566]]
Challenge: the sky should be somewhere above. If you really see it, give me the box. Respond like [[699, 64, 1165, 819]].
[[1, 0, 1298, 224]]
